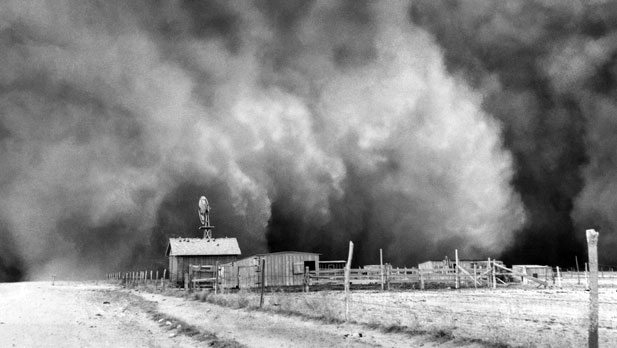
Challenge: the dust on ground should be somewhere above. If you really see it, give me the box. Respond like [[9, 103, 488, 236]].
[[0, 281, 224, 348], [0, 281, 489, 348]]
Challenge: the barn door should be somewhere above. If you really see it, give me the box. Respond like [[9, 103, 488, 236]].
[[238, 266, 255, 289]]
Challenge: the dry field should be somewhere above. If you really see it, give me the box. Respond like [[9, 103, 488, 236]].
[[0, 281, 483, 348], [3, 278, 616, 347], [205, 277, 617, 347]]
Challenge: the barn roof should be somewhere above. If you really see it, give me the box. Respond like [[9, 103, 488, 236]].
[[166, 237, 241, 256]]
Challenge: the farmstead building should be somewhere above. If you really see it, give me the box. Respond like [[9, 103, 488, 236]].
[[165, 237, 241, 284], [220, 251, 320, 289]]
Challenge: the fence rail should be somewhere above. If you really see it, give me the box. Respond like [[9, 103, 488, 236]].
[[106, 268, 617, 292]]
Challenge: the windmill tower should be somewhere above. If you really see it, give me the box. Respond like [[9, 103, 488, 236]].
[[198, 195, 214, 239]]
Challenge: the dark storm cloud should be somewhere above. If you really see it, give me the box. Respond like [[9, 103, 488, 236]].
[[0, 0, 526, 280], [409, 0, 617, 266]]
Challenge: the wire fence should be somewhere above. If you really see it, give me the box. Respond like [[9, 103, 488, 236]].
[[204, 287, 617, 348]]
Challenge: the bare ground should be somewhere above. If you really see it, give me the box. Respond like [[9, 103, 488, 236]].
[[4, 279, 615, 347], [0, 281, 488, 348], [0, 281, 217, 348]]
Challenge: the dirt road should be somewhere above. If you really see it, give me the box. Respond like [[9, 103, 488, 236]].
[[140, 290, 488, 348], [0, 281, 205, 348], [0, 282, 487, 348]]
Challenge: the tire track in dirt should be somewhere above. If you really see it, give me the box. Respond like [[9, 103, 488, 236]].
[[133, 289, 489, 348]]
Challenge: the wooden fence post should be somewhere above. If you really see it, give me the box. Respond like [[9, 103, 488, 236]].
[[492, 259, 497, 290], [380, 248, 384, 291], [215, 262, 220, 295], [303, 266, 309, 293], [260, 259, 266, 308], [473, 264, 477, 290], [575, 255, 581, 285], [587, 229, 599, 348], [386, 264, 391, 290], [486, 258, 490, 288], [556, 266, 562, 289], [344, 241, 354, 322], [585, 262, 589, 290], [455, 249, 460, 289], [184, 272, 189, 292], [419, 269, 425, 290]]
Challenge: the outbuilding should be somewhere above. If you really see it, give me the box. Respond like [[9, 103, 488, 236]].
[[166, 237, 241, 285], [220, 251, 320, 289]]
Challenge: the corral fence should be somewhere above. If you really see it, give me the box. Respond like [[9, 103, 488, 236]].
[[105, 263, 617, 293], [308, 260, 559, 291]]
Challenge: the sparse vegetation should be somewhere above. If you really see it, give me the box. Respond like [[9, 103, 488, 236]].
[[128, 280, 617, 348], [120, 287, 246, 348]]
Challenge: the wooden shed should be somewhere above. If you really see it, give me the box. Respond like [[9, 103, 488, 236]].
[[220, 251, 320, 289], [166, 237, 241, 285]]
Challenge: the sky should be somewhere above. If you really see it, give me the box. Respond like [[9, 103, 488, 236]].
[[1, 0, 616, 281]]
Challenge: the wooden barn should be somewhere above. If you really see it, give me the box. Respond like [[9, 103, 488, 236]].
[[220, 251, 320, 289], [166, 237, 241, 284]]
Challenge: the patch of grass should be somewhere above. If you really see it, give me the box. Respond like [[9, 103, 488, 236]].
[[204, 290, 257, 309], [432, 327, 455, 341], [382, 324, 407, 333], [236, 291, 251, 308]]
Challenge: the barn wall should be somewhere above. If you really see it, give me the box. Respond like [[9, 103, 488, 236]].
[[169, 255, 238, 284], [169, 256, 177, 282], [265, 253, 319, 286], [221, 253, 320, 289], [233, 256, 260, 289]]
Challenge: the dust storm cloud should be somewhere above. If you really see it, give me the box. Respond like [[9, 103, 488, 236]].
[[410, 0, 617, 266], [0, 0, 562, 281]]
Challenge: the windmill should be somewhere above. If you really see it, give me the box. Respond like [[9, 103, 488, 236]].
[[198, 195, 214, 239]]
